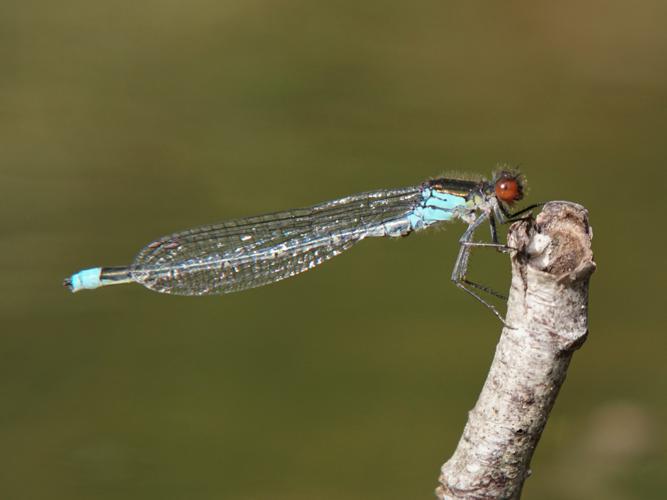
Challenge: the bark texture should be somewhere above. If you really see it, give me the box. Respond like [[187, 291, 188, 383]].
[[436, 201, 595, 500]]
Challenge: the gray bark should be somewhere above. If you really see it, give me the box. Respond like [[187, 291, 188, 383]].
[[436, 201, 596, 500]]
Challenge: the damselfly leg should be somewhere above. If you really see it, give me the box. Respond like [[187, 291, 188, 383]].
[[451, 204, 542, 325], [451, 213, 509, 325], [452, 203, 542, 328]]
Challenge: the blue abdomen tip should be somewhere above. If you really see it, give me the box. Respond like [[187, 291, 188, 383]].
[[65, 267, 102, 292]]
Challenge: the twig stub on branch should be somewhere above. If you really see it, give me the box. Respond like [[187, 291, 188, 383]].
[[436, 201, 595, 500]]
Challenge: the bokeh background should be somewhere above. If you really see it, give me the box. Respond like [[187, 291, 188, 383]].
[[2, 1, 665, 499]]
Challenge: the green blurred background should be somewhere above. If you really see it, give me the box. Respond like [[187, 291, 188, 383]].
[[2, 1, 665, 499]]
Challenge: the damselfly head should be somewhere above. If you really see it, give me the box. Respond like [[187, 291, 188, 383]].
[[492, 170, 524, 205]]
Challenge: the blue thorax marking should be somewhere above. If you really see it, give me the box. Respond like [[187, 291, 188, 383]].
[[407, 187, 467, 230]]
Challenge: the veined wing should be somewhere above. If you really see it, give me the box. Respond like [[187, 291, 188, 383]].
[[131, 186, 424, 295]]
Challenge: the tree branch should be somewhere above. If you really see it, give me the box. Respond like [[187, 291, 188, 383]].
[[436, 201, 596, 500]]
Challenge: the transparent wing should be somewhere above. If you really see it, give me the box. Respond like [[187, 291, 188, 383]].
[[131, 186, 424, 295]]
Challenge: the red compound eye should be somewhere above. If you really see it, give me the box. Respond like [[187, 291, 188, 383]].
[[494, 177, 522, 203]]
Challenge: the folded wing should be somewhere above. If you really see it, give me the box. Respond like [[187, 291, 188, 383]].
[[131, 187, 423, 295]]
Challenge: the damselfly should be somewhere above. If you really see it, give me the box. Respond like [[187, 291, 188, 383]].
[[64, 170, 536, 322]]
